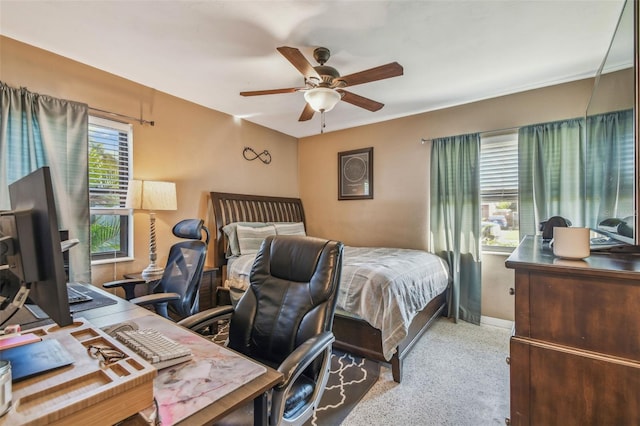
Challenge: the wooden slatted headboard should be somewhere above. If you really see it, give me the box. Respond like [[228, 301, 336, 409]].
[[209, 192, 306, 268]]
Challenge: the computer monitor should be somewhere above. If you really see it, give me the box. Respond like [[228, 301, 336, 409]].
[[0, 167, 73, 327], [596, 217, 635, 244]]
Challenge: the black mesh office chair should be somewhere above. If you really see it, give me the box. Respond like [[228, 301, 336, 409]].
[[103, 218, 210, 320], [179, 235, 343, 426]]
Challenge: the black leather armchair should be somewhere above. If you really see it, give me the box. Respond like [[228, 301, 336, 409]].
[[103, 218, 210, 320], [179, 235, 343, 426]]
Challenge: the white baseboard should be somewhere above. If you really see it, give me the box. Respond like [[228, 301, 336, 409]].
[[481, 315, 514, 330]]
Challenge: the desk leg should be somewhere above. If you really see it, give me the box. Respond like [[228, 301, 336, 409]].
[[254, 392, 268, 426]]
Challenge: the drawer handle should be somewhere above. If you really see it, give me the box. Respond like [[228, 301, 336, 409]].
[[508, 287, 515, 295]]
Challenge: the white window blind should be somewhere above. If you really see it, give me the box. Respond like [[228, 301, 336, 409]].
[[89, 117, 132, 209], [88, 116, 133, 261], [480, 133, 518, 201], [480, 132, 520, 250]]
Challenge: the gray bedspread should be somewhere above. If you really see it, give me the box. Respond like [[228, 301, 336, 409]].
[[225, 246, 450, 360]]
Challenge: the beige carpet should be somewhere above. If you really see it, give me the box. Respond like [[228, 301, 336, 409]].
[[342, 317, 511, 426]]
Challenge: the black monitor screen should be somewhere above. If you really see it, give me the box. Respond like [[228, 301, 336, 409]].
[[1, 167, 72, 327]]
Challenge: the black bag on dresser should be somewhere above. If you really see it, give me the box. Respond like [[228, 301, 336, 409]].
[[540, 216, 571, 240]]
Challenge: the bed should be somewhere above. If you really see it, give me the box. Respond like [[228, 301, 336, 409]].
[[209, 191, 450, 383]]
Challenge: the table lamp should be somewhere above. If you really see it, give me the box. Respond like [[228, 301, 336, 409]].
[[126, 179, 177, 278]]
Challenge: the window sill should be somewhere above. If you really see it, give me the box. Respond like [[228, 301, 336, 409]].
[[91, 256, 135, 266], [482, 251, 513, 256], [482, 245, 516, 256]]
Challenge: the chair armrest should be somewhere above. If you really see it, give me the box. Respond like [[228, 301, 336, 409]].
[[129, 292, 181, 306], [102, 278, 147, 300], [269, 331, 335, 424], [177, 305, 235, 331], [129, 292, 182, 319], [276, 331, 335, 390]]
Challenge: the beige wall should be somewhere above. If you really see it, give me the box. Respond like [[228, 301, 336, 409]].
[[588, 67, 635, 115], [298, 78, 595, 321], [0, 36, 298, 285], [1, 35, 616, 322]]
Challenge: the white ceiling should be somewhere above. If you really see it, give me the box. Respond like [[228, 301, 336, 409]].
[[0, 1, 627, 138]]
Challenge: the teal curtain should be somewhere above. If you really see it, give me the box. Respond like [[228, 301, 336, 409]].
[[519, 111, 634, 236], [518, 118, 585, 236], [585, 109, 634, 226], [0, 82, 90, 283], [430, 133, 481, 324]]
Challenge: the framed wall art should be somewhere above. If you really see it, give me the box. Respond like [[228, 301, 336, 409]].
[[338, 147, 373, 200]]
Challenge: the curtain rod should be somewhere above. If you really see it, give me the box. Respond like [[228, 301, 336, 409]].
[[420, 125, 520, 144], [3, 84, 155, 126], [89, 106, 155, 126]]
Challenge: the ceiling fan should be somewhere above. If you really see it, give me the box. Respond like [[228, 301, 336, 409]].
[[240, 46, 403, 123]]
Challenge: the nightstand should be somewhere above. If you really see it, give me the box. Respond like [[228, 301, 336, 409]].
[[198, 266, 220, 310]]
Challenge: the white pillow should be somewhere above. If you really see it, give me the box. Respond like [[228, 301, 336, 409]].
[[236, 224, 276, 255], [222, 222, 268, 257], [273, 222, 306, 236]]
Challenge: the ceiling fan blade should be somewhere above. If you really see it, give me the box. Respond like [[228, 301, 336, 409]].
[[338, 90, 384, 112], [335, 62, 403, 87], [298, 103, 315, 121], [240, 87, 302, 96], [277, 46, 321, 80]]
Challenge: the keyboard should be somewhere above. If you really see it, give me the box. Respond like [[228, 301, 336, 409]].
[[590, 236, 625, 250], [67, 284, 93, 304], [114, 328, 192, 370]]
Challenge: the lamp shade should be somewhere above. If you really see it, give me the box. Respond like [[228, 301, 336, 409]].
[[304, 87, 341, 112], [126, 180, 177, 211]]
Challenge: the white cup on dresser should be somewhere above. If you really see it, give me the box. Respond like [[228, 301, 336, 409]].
[[551, 227, 590, 259]]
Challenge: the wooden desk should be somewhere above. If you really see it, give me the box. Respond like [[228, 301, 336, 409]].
[[9, 284, 282, 425]]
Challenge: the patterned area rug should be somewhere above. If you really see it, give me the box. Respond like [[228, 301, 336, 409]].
[[305, 350, 380, 426], [208, 321, 380, 425]]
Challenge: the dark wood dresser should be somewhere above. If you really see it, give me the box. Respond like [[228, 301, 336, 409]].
[[505, 236, 640, 425]]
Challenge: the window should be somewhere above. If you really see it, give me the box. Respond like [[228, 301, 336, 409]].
[[480, 132, 519, 250], [89, 116, 133, 262]]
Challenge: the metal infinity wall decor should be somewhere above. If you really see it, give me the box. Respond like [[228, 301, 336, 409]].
[[242, 147, 272, 164]]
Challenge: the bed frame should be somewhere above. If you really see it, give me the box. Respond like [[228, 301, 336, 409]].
[[209, 191, 447, 383]]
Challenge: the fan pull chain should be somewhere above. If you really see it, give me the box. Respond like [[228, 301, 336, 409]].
[[321, 110, 326, 134]]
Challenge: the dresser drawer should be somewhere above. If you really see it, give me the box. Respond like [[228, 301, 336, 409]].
[[510, 337, 640, 426], [514, 270, 640, 360]]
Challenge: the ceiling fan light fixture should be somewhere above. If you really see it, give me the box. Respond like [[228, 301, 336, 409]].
[[304, 87, 341, 112]]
